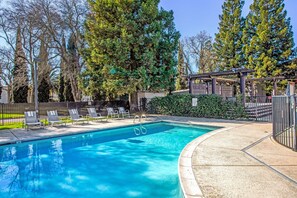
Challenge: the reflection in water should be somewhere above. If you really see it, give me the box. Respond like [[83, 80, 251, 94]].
[[0, 139, 65, 196], [0, 123, 214, 197]]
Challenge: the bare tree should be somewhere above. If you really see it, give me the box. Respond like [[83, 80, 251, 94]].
[[0, 0, 44, 102], [0, 47, 14, 101], [183, 31, 217, 73], [0, 0, 87, 102]]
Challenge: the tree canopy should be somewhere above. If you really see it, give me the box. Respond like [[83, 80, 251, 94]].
[[243, 0, 296, 80], [84, 0, 180, 101], [214, 0, 245, 71]]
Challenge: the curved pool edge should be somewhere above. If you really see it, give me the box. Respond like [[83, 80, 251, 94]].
[[178, 126, 233, 198]]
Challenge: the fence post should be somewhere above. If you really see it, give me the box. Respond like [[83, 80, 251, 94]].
[[293, 96, 296, 151], [1, 103, 3, 126]]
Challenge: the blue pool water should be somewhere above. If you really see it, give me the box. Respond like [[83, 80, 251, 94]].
[[0, 122, 217, 198]]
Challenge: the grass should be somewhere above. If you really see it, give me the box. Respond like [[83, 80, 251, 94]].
[[0, 113, 24, 119], [0, 122, 24, 130], [0, 116, 111, 130]]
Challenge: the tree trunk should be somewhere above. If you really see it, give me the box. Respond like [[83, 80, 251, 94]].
[[70, 75, 81, 102], [129, 92, 138, 112]]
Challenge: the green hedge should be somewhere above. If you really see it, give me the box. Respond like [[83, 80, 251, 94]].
[[148, 94, 246, 119]]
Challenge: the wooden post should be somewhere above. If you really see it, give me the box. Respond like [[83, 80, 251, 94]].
[[273, 79, 277, 96], [188, 77, 192, 94], [212, 78, 216, 94], [250, 81, 254, 102], [240, 72, 247, 106]]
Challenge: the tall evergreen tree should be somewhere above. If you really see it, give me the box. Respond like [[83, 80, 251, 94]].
[[85, 0, 179, 105], [58, 71, 65, 102], [150, 8, 180, 94], [37, 35, 51, 102], [62, 35, 77, 102], [176, 41, 188, 90], [65, 79, 74, 101], [213, 0, 245, 71], [13, 26, 28, 103], [65, 33, 79, 102], [243, 0, 296, 81]]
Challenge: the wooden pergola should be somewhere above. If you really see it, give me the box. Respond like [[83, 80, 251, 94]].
[[187, 68, 285, 104]]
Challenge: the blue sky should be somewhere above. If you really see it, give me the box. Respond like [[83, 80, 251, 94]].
[[160, 0, 297, 45]]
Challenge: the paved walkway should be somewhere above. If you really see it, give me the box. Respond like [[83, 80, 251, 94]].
[[0, 116, 296, 197], [173, 117, 297, 198]]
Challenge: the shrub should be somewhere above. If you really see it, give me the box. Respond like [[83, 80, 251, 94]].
[[148, 94, 246, 119]]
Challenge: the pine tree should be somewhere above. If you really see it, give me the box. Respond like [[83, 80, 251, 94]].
[[150, 8, 180, 94], [37, 35, 51, 102], [85, 0, 179, 105], [243, 0, 295, 81], [65, 79, 74, 101], [58, 70, 65, 102], [65, 33, 79, 102], [213, 0, 245, 71], [176, 41, 188, 90], [63, 34, 77, 102], [13, 26, 28, 103]]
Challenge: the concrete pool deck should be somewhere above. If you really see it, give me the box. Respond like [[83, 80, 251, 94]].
[[0, 116, 296, 197]]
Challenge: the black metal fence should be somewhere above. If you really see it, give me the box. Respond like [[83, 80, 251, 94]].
[[272, 96, 297, 151], [0, 100, 128, 126]]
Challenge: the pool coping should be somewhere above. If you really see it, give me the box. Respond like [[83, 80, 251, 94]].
[[0, 121, 162, 146], [178, 126, 233, 198], [0, 119, 220, 146]]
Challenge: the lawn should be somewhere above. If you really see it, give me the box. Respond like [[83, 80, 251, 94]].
[[0, 116, 109, 130], [0, 113, 24, 119], [0, 122, 24, 130]]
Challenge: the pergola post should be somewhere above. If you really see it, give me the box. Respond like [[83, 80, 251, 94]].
[[188, 77, 192, 94], [273, 78, 277, 96], [250, 81, 254, 102], [240, 72, 247, 106], [212, 78, 216, 94]]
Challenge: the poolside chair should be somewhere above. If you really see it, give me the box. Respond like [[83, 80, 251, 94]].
[[87, 107, 105, 121], [47, 110, 66, 127], [118, 107, 130, 118], [24, 111, 44, 130], [106, 107, 119, 119], [68, 109, 88, 124]]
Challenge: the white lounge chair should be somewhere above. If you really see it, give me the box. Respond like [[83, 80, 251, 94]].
[[118, 107, 130, 118], [24, 111, 44, 130], [47, 110, 66, 127], [68, 109, 88, 124], [87, 107, 105, 121], [106, 107, 119, 119]]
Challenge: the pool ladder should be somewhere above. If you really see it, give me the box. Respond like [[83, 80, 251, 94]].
[[133, 114, 147, 123], [134, 125, 147, 136]]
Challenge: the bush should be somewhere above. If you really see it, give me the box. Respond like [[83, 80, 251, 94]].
[[148, 94, 246, 119]]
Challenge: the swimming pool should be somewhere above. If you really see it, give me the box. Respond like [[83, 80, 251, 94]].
[[0, 122, 217, 198]]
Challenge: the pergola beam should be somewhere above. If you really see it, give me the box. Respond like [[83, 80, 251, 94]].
[[188, 69, 254, 79]]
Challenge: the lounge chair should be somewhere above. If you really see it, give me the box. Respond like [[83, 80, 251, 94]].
[[118, 107, 130, 118], [106, 107, 119, 119], [68, 109, 88, 124], [87, 107, 105, 121], [24, 111, 44, 130], [47, 110, 66, 127]]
